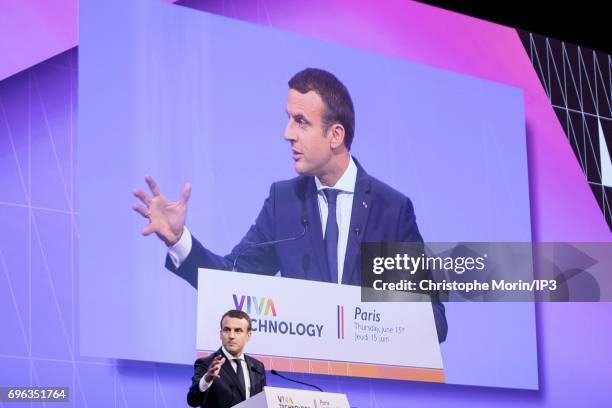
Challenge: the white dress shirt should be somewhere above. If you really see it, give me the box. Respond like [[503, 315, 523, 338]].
[[198, 347, 251, 398], [169, 156, 358, 284]]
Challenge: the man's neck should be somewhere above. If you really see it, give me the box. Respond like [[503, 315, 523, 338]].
[[318, 153, 350, 187]]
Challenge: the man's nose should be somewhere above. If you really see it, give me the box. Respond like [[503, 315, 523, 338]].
[[284, 122, 296, 142]]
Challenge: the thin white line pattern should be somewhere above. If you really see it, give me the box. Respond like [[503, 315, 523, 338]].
[[521, 31, 612, 230], [0, 47, 185, 408]]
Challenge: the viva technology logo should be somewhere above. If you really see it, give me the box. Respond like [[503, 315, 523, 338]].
[[232, 294, 324, 338], [277, 395, 322, 408], [232, 294, 277, 316]]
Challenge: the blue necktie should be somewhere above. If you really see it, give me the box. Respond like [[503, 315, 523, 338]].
[[323, 189, 340, 283]]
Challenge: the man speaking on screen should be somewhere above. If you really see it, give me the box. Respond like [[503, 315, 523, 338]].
[[132, 68, 447, 342]]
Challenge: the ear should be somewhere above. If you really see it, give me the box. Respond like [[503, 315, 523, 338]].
[[329, 124, 346, 149], [246, 330, 252, 342]]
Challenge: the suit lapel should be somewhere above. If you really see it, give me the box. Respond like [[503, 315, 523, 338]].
[[301, 177, 332, 282], [244, 355, 260, 394], [342, 164, 372, 285], [219, 350, 246, 400], [245, 356, 254, 395]]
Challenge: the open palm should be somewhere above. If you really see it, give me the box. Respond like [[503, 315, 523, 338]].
[[133, 176, 191, 246]]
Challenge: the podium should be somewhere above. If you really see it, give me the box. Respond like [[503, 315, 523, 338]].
[[234, 386, 349, 408], [197, 268, 444, 383]]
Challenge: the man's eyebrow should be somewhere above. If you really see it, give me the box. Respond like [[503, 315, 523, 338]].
[[286, 109, 309, 120]]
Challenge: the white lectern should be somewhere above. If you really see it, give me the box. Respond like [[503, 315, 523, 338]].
[[197, 268, 444, 383], [234, 386, 349, 408]]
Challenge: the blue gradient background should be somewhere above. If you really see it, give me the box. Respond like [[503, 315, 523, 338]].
[[1, 0, 610, 406]]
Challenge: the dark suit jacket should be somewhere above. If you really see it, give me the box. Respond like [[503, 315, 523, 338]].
[[187, 349, 266, 408], [167, 160, 447, 342]]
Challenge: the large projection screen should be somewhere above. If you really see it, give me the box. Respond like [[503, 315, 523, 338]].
[[79, 4, 536, 390]]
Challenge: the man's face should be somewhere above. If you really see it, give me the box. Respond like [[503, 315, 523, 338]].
[[220, 316, 252, 357], [284, 89, 335, 176]]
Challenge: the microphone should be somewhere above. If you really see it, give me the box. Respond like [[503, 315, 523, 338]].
[[270, 369, 323, 392], [232, 217, 309, 272]]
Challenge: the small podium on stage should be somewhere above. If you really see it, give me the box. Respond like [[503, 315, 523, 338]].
[[234, 386, 349, 408]]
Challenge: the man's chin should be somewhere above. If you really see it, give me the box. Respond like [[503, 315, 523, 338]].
[[225, 346, 240, 355], [294, 162, 313, 176]]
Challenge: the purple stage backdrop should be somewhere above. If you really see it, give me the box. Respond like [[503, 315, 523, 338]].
[[0, 0, 77, 81], [1, 0, 610, 407]]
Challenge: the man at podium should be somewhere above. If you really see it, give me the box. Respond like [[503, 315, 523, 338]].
[[133, 68, 447, 343], [188, 310, 266, 408]]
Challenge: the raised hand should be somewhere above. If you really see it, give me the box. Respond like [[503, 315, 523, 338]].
[[132, 175, 191, 247], [204, 355, 226, 383]]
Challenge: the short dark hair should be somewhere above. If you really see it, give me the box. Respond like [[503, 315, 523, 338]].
[[288, 68, 355, 150], [220, 309, 252, 331]]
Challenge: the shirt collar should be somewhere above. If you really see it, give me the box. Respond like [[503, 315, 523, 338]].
[[315, 155, 357, 193], [221, 346, 244, 361]]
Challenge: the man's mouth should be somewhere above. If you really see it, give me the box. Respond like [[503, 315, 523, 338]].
[[292, 150, 302, 161]]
